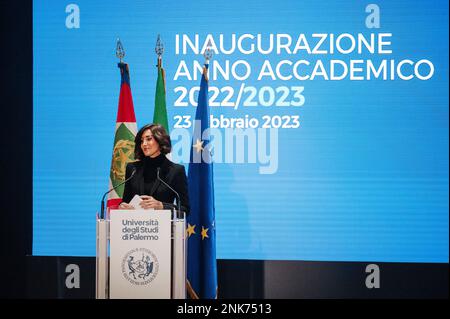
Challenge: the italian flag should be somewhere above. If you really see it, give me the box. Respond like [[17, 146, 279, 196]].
[[107, 62, 138, 209]]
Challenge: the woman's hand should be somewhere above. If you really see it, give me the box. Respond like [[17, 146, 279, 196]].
[[139, 195, 163, 210], [118, 202, 134, 210]]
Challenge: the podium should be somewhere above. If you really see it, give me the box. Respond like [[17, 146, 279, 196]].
[[95, 209, 186, 299]]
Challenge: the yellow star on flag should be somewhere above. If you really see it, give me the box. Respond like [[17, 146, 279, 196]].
[[193, 139, 204, 153], [186, 223, 196, 238], [201, 226, 209, 240]]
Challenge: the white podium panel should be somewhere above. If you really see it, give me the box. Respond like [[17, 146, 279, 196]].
[[109, 210, 171, 299]]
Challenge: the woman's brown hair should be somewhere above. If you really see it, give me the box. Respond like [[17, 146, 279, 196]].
[[134, 124, 171, 160]]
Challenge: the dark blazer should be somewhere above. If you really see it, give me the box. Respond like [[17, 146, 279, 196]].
[[121, 157, 190, 214]]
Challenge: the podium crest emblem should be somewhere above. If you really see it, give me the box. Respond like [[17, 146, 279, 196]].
[[121, 248, 159, 285]]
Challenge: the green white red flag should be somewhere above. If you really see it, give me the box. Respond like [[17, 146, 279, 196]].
[[107, 62, 138, 209]]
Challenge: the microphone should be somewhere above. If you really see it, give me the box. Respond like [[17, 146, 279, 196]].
[[157, 167, 181, 214], [100, 168, 136, 219]]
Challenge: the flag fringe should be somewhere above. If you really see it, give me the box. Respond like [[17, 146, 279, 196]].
[[203, 66, 209, 82], [158, 58, 166, 93], [186, 280, 219, 299], [186, 279, 199, 299]]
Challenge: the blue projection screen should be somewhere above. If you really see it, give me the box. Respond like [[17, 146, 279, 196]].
[[33, 0, 449, 262]]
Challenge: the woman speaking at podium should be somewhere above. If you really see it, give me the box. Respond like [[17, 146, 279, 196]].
[[118, 123, 190, 214]]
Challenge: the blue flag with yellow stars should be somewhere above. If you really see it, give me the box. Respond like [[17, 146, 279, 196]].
[[187, 63, 218, 299]]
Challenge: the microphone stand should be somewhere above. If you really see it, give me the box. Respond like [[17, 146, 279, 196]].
[[157, 167, 182, 218], [100, 169, 136, 219]]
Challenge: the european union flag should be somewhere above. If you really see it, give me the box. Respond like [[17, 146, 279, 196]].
[[187, 64, 218, 299]]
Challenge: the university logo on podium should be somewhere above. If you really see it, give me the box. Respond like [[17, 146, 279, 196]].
[[121, 248, 159, 285], [109, 210, 171, 299]]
